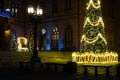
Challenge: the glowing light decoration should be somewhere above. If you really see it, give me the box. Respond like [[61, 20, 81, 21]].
[[81, 33, 107, 44], [72, 52, 118, 63], [86, 0, 100, 9], [83, 17, 104, 28], [72, 0, 118, 63], [17, 37, 28, 51], [4, 30, 10, 36]]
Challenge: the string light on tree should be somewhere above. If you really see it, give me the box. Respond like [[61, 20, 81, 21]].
[[72, 0, 118, 63], [86, 0, 100, 9]]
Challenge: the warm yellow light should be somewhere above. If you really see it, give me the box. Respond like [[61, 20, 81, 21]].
[[72, 51, 118, 63], [36, 6, 43, 15], [74, 0, 118, 64], [81, 33, 107, 44], [17, 37, 28, 51], [83, 17, 104, 28], [5, 30, 10, 36], [86, 0, 100, 9], [27, 7, 34, 14], [82, 16, 106, 44]]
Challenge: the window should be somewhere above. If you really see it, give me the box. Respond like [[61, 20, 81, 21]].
[[11, 3, 18, 17], [65, 0, 71, 10], [51, 27, 59, 50], [52, 0, 57, 13], [64, 25, 73, 48]]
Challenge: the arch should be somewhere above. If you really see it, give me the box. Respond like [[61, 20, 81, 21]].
[[51, 26, 59, 50]]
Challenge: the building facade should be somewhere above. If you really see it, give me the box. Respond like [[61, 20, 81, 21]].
[[0, 0, 120, 53]]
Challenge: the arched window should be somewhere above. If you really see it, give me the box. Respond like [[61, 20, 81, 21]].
[[64, 25, 73, 48], [51, 27, 59, 50], [11, 3, 18, 17]]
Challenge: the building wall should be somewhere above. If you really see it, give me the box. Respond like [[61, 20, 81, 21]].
[[1, 0, 120, 52], [101, 0, 120, 52], [0, 17, 10, 50], [35, 0, 79, 51], [114, 0, 120, 53]]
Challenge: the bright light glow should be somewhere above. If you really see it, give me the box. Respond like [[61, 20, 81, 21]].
[[86, 0, 100, 9], [72, 0, 118, 64], [36, 6, 43, 15], [27, 7, 34, 14], [83, 17, 104, 28], [27, 6, 43, 16], [5, 8, 10, 12], [81, 33, 107, 44], [72, 52, 118, 63], [5, 30, 10, 36], [17, 37, 28, 51], [37, 9, 43, 15], [81, 0, 107, 47]]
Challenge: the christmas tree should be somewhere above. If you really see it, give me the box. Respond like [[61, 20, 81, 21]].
[[80, 0, 107, 53], [28, 31, 34, 51], [72, 0, 118, 63], [10, 29, 17, 50]]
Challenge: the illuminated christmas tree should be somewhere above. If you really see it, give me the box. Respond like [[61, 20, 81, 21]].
[[10, 29, 17, 50], [80, 0, 107, 53], [28, 31, 34, 51], [72, 0, 118, 63]]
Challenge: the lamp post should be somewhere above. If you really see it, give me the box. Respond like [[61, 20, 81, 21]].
[[27, 6, 43, 62]]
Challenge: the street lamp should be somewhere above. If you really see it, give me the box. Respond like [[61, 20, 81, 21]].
[[27, 6, 43, 62]]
